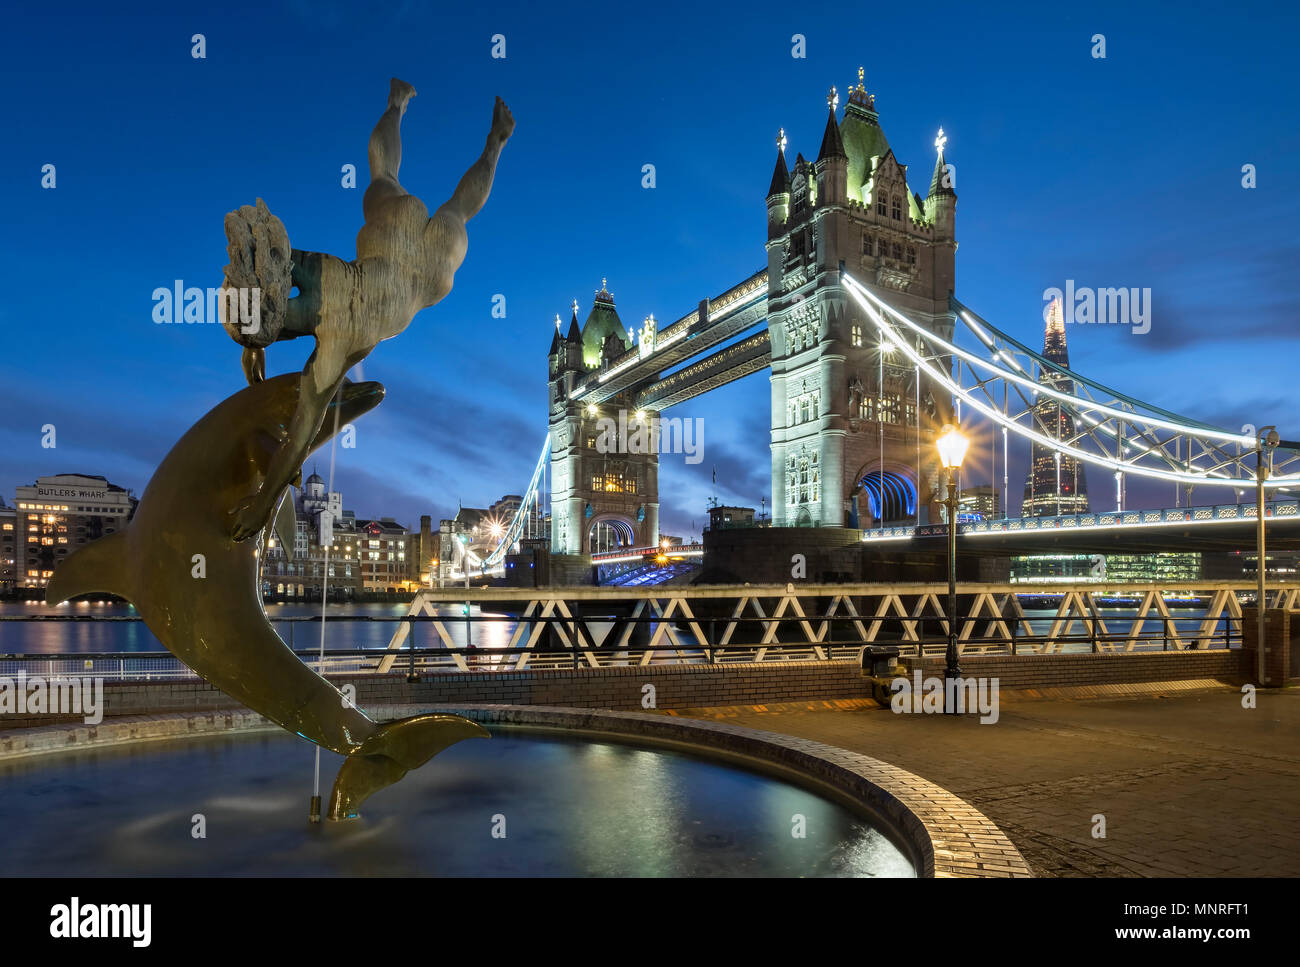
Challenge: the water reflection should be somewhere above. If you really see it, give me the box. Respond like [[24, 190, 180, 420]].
[[0, 729, 915, 877]]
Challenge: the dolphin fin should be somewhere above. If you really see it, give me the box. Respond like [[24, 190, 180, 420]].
[[45, 531, 131, 605], [327, 713, 490, 820], [272, 486, 297, 559]]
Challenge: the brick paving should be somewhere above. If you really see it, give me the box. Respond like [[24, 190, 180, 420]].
[[666, 687, 1300, 877]]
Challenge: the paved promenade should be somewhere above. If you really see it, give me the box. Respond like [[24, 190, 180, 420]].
[[669, 685, 1300, 877]]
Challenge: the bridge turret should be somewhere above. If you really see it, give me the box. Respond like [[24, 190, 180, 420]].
[[925, 127, 956, 241], [924, 127, 957, 304], [580, 279, 631, 369], [548, 314, 562, 377], [815, 87, 848, 207], [564, 302, 583, 369], [550, 303, 584, 378], [766, 129, 791, 239]]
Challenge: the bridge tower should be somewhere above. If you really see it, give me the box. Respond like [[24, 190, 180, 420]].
[[766, 72, 957, 528], [547, 284, 660, 556]]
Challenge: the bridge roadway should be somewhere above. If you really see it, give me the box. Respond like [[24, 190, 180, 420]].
[[862, 500, 1300, 555], [570, 269, 769, 408]]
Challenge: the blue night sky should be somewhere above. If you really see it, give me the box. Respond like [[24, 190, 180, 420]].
[[3, 0, 1298, 537]]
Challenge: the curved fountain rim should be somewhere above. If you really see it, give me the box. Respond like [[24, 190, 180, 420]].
[[0, 703, 1031, 878], [395, 703, 1032, 879]]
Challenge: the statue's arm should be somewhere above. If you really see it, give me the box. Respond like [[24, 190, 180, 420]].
[[440, 97, 514, 223]]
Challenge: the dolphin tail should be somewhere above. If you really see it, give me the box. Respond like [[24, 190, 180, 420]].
[[327, 712, 490, 820], [45, 531, 131, 605]]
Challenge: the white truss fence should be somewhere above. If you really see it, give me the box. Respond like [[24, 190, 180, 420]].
[[374, 581, 1298, 673], [6, 582, 1290, 682]]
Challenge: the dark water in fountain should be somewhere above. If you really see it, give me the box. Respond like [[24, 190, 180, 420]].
[[0, 727, 914, 877]]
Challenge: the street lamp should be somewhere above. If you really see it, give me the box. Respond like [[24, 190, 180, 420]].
[[936, 423, 969, 706], [1256, 426, 1280, 685]]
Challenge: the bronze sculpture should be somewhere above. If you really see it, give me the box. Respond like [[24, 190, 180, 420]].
[[48, 79, 511, 819], [222, 78, 514, 541], [47, 376, 490, 819]]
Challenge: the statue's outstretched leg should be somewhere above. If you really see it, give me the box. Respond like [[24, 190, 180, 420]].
[[363, 78, 418, 223]]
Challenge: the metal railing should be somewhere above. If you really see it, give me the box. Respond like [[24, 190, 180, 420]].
[[0, 611, 1244, 682], [3, 579, 1285, 681]]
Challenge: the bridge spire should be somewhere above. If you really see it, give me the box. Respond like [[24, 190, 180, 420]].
[[767, 128, 791, 198], [817, 87, 847, 162], [548, 313, 561, 355], [566, 300, 582, 342], [928, 126, 955, 199]]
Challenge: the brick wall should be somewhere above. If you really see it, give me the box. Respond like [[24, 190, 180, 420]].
[[0, 660, 871, 729], [0, 648, 1255, 730]]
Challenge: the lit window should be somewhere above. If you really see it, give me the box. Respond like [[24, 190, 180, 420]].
[[851, 325, 862, 347]]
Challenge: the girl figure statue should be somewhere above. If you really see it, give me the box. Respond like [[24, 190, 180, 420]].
[[222, 79, 514, 540]]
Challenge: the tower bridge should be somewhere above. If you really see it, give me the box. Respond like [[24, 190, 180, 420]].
[[449, 70, 1299, 581]]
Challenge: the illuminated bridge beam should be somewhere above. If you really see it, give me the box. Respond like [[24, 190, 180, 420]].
[[860, 499, 1300, 554], [635, 332, 772, 410], [572, 269, 768, 405]]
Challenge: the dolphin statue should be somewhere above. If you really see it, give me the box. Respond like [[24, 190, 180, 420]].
[[46, 373, 488, 820]]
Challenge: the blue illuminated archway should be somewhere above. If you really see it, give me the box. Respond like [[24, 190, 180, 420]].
[[857, 470, 917, 524], [588, 515, 637, 553]]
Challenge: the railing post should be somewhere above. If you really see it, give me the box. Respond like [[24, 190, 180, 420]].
[[708, 619, 715, 664], [406, 617, 419, 683], [571, 598, 579, 670], [464, 600, 472, 666]]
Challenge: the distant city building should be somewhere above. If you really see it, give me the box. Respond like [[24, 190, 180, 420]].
[[353, 518, 409, 591], [1022, 299, 1089, 517], [1102, 553, 1201, 584], [1011, 552, 1201, 584], [264, 472, 361, 599], [437, 494, 548, 581], [707, 505, 755, 531], [1203, 550, 1300, 583], [1009, 554, 1099, 584], [13, 474, 136, 589], [486, 492, 546, 540], [957, 485, 1001, 521], [488, 494, 521, 525], [409, 515, 438, 587], [0, 498, 16, 591], [263, 473, 422, 597]]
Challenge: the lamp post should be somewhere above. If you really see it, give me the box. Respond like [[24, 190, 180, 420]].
[[1255, 427, 1279, 685], [936, 423, 970, 708]]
